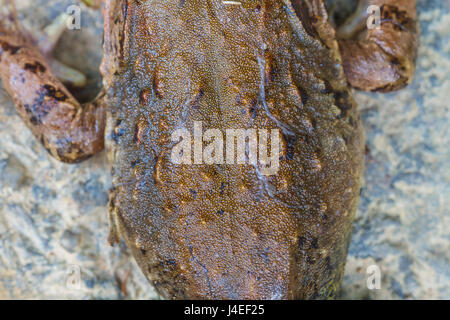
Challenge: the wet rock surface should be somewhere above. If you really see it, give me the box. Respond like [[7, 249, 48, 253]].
[[0, 0, 448, 299]]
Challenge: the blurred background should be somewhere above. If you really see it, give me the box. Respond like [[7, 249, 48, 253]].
[[0, 0, 448, 299]]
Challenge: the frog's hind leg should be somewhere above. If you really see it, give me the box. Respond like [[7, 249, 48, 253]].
[[336, 0, 419, 92], [0, 1, 106, 163]]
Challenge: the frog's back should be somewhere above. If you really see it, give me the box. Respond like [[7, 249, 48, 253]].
[[101, 0, 364, 299]]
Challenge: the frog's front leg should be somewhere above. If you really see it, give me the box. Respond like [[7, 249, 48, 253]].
[[337, 0, 419, 92], [0, 2, 106, 163]]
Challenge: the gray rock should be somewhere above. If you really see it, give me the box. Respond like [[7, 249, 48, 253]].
[[341, 0, 450, 300], [0, 0, 448, 299]]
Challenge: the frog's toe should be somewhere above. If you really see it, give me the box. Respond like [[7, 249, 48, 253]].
[[49, 59, 87, 88]]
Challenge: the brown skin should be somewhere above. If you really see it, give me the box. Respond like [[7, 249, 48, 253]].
[[0, 0, 418, 299], [336, 0, 419, 91]]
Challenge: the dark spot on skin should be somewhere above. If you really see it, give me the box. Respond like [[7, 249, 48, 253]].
[[390, 57, 407, 72], [295, 84, 309, 106], [29, 116, 39, 125], [311, 238, 319, 249], [111, 129, 124, 143], [298, 236, 306, 249], [191, 88, 204, 110], [166, 259, 177, 266], [282, 133, 296, 161], [152, 155, 159, 184], [112, 119, 124, 143], [334, 90, 353, 117], [390, 57, 401, 66], [220, 182, 226, 195], [255, 4, 261, 12], [0, 40, 21, 55], [265, 59, 277, 84], [23, 104, 32, 114], [261, 247, 270, 263], [371, 83, 395, 92], [42, 84, 68, 102], [152, 70, 164, 99], [23, 83, 58, 124], [56, 142, 87, 163], [298, 235, 319, 250], [312, 285, 320, 299], [179, 0, 186, 8], [140, 249, 147, 255], [189, 189, 197, 198], [40, 136, 46, 147], [320, 80, 333, 94], [133, 123, 139, 143], [139, 89, 151, 105], [23, 85, 61, 124], [343, 135, 350, 144], [40, 136, 54, 156], [24, 61, 46, 74], [216, 209, 224, 216], [131, 160, 139, 168], [348, 116, 356, 127], [364, 145, 371, 156], [325, 256, 332, 273], [248, 99, 257, 119]]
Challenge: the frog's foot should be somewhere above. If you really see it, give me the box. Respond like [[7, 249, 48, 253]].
[[0, 3, 106, 163], [336, 0, 419, 92]]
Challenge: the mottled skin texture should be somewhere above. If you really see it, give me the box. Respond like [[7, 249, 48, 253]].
[[0, 0, 418, 299]]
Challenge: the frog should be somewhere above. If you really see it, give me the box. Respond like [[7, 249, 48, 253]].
[[0, 0, 418, 299]]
